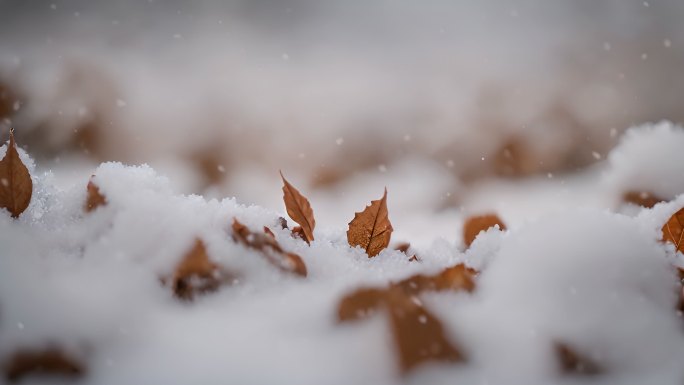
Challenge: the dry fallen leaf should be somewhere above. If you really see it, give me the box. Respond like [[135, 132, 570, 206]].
[[385, 287, 465, 373], [171, 238, 225, 301], [463, 213, 506, 247], [337, 287, 386, 321], [662, 207, 684, 254], [232, 218, 307, 277], [623, 191, 664, 208], [395, 264, 477, 295], [281, 171, 315, 244], [338, 264, 477, 322], [394, 242, 411, 253], [337, 263, 474, 374], [554, 342, 603, 376], [347, 188, 393, 257], [0, 128, 32, 218], [84, 177, 107, 212], [4, 348, 84, 383]]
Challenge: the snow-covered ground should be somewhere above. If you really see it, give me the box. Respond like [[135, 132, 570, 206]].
[[1, 122, 684, 384]]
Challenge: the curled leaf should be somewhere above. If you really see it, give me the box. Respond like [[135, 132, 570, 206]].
[[171, 238, 226, 301], [0, 129, 32, 218], [347, 188, 393, 257], [463, 213, 506, 247], [281, 172, 315, 243], [662, 207, 684, 254], [554, 342, 603, 376], [4, 348, 84, 383], [623, 190, 664, 208], [232, 218, 307, 277], [386, 287, 465, 373], [84, 177, 107, 212]]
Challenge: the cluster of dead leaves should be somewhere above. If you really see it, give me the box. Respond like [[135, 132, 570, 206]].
[[7, 128, 684, 380]]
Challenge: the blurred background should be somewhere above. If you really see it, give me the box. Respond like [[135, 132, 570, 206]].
[[1, 0, 683, 243]]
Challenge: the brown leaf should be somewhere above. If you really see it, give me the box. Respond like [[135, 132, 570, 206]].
[[347, 188, 393, 257], [338, 264, 477, 322], [386, 287, 465, 373], [662, 207, 684, 254], [554, 342, 603, 376], [281, 172, 315, 244], [623, 191, 664, 208], [263, 226, 276, 238], [394, 242, 411, 253], [0, 128, 32, 218], [336, 264, 473, 374], [394, 242, 421, 262], [463, 213, 506, 247], [4, 348, 84, 383], [394, 264, 477, 295], [171, 238, 223, 301], [291, 226, 307, 242], [84, 177, 107, 212], [232, 218, 307, 277], [337, 287, 386, 321]]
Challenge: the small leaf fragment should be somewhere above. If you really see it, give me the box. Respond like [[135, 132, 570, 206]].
[[662, 207, 684, 254], [0, 129, 32, 218], [386, 287, 465, 373], [554, 342, 603, 376], [84, 177, 107, 212], [281, 171, 315, 243], [4, 348, 84, 383], [347, 188, 393, 257], [171, 238, 223, 301], [623, 190, 664, 208], [394, 242, 410, 253], [232, 218, 307, 277], [463, 213, 506, 247]]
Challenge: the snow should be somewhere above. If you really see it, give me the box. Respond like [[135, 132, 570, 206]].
[[1, 125, 684, 384], [606, 121, 684, 201]]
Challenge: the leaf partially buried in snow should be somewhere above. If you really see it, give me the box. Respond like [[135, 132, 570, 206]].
[[171, 238, 226, 301], [462, 213, 506, 247], [337, 263, 474, 374], [554, 342, 603, 376], [232, 218, 307, 277], [623, 190, 664, 208], [4, 348, 84, 383], [385, 286, 465, 373], [662, 207, 684, 254], [280, 171, 315, 244], [0, 129, 32, 218], [347, 188, 393, 257], [84, 177, 107, 212]]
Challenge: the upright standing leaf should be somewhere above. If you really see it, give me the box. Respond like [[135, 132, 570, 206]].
[[347, 188, 393, 257], [280, 171, 315, 244], [662, 207, 684, 254], [84, 177, 107, 212], [0, 129, 32, 218], [463, 213, 506, 247]]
